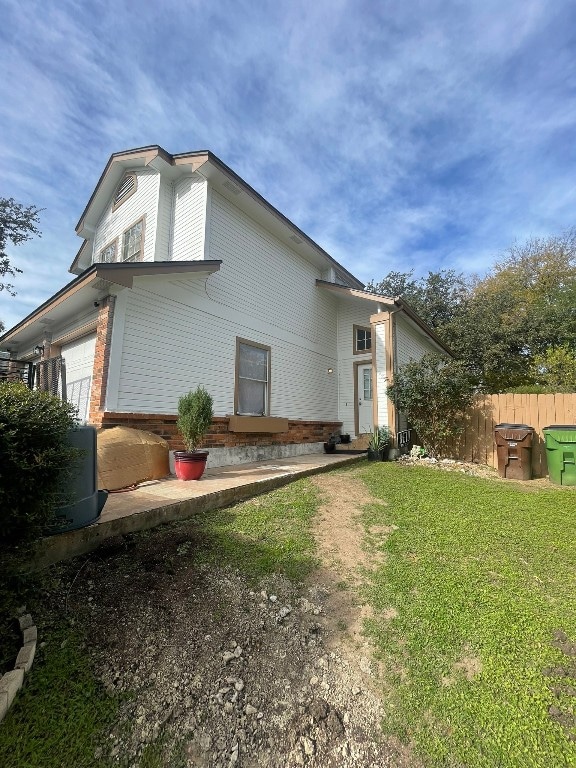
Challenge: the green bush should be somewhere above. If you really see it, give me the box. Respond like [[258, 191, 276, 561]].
[[0, 382, 78, 558], [504, 384, 556, 394], [177, 385, 214, 452], [387, 353, 475, 458]]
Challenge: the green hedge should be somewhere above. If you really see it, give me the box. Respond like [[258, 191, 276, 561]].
[[0, 382, 78, 559]]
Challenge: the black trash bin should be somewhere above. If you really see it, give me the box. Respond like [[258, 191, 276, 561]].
[[494, 423, 534, 480]]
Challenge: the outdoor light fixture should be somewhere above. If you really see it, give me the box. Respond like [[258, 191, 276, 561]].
[[34, 345, 45, 356], [327, 367, 333, 374]]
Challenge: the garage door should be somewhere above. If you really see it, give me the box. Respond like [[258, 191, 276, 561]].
[[61, 333, 97, 423]]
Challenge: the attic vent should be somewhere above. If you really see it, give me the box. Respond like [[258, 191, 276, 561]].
[[222, 180, 242, 195], [334, 270, 348, 286], [113, 173, 137, 209], [289, 234, 303, 244]]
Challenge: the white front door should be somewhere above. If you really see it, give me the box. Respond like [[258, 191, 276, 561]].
[[356, 363, 373, 434]]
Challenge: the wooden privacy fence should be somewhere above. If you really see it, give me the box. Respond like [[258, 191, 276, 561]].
[[449, 394, 576, 477]]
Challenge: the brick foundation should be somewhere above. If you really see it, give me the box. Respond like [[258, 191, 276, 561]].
[[90, 412, 342, 450]]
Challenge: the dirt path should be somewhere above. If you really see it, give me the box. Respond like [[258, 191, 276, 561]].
[[68, 470, 418, 768]]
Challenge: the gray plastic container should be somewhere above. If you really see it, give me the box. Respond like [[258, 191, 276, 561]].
[[50, 425, 107, 534]]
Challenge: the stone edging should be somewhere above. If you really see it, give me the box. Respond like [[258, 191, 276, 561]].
[[0, 609, 37, 722]]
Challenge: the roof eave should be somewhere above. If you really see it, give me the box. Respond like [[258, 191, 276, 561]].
[[0, 260, 222, 348]]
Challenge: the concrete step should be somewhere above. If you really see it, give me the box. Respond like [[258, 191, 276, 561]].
[[336, 434, 370, 451]]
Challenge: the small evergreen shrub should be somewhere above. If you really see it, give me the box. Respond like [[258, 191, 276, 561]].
[[0, 382, 78, 558], [177, 386, 214, 452]]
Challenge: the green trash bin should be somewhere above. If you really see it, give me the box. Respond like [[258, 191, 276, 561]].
[[543, 425, 576, 486]]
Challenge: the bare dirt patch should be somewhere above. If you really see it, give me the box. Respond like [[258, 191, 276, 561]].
[[63, 471, 419, 768], [310, 473, 374, 572]]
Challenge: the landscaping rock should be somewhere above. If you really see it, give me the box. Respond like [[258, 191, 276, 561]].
[[0, 669, 24, 721], [67, 552, 413, 768]]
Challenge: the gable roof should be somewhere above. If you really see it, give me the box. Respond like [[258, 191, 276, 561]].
[[316, 280, 454, 356], [73, 145, 364, 289]]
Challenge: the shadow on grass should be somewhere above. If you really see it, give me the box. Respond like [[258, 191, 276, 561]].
[[99, 477, 321, 585]]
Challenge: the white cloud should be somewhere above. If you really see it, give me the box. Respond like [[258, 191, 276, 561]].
[[1, 0, 575, 330]]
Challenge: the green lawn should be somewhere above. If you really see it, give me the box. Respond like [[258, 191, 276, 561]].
[[358, 462, 576, 768], [3, 467, 576, 767]]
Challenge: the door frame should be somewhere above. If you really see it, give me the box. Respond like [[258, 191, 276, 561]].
[[353, 359, 374, 436]]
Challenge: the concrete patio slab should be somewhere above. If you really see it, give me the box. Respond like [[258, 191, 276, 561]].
[[34, 451, 365, 569]]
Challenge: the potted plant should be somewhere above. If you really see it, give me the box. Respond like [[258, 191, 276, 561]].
[[366, 426, 392, 461], [324, 432, 340, 453], [174, 386, 214, 480]]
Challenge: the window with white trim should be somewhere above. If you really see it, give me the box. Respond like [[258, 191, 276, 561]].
[[236, 339, 270, 415], [122, 220, 143, 262], [354, 325, 372, 353]]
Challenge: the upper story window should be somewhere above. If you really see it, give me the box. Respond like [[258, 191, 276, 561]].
[[354, 325, 372, 354], [235, 338, 270, 415], [122, 220, 144, 262], [99, 241, 117, 264], [113, 173, 137, 210]]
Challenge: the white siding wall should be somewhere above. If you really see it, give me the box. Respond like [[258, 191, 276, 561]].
[[336, 301, 374, 436], [155, 177, 173, 261], [107, 190, 340, 420], [171, 176, 206, 261], [207, 192, 335, 343], [375, 323, 389, 427], [92, 169, 160, 263], [395, 315, 438, 368]]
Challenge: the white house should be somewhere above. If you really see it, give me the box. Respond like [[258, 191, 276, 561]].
[[0, 146, 450, 467]]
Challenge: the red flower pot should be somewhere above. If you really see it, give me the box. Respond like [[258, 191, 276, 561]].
[[174, 451, 209, 480]]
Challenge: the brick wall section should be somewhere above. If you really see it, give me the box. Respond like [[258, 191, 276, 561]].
[[93, 412, 342, 450], [88, 296, 116, 426]]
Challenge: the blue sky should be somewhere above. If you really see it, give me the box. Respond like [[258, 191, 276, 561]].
[[1, 0, 576, 330]]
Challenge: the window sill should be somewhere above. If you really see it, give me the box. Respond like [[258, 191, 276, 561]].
[[228, 415, 289, 433]]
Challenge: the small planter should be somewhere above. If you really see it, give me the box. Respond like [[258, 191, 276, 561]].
[[367, 447, 389, 461], [324, 442, 337, 453], [174, 451, 209, 480], [340, 434, 351, 444]]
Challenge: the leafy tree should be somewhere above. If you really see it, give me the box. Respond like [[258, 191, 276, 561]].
[[387, 353, 476, 458], [447, 230, 576, 391], [366, 270, 419, 300], [370, 230, 576, 393], [367, 269, 470, 334], [531, 345, 576, 392], [0, 197, 42, 295]]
